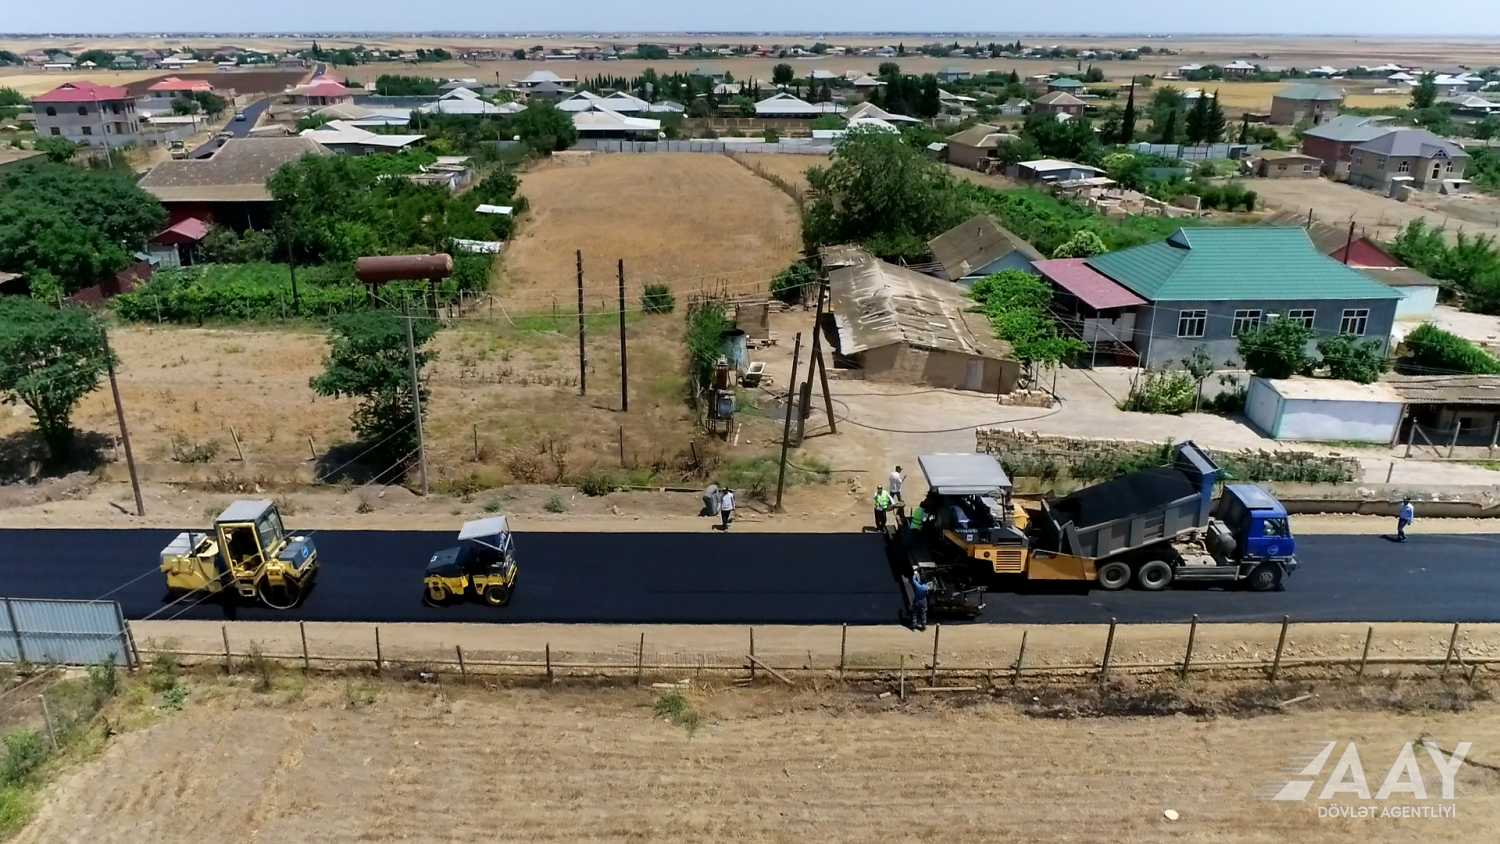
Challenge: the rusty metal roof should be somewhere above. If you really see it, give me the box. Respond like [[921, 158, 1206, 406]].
[[828, 252, 1012, 360], [1385, 374, 1500, 405]]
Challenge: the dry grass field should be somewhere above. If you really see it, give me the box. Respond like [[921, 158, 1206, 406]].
[[0, 315, 701, 495], [0, 70, 167, 97], [1203, 81, 1407, 112], [10, 673, 1500, 843], [503, 153, 803, 297], [732, 153, 827, 198]]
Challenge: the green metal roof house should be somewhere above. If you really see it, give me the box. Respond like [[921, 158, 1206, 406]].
[[1084, 227, 1402, 366]]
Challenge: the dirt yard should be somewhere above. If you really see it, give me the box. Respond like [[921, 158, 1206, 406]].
[[732, 153, 827, 198], [503, 154, 803, 298], [1251, 177, 1500, 244], [10, 671, 1499, 843]]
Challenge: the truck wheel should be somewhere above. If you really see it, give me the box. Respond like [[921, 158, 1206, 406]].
[[1247, 564, 1281, 592], [482, 585, 511, 607], [1097, 561, 1131, 591], [1136, 560, 1174, 591]]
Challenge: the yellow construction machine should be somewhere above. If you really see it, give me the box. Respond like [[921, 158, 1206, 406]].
[[159, 499, 318, 609], [422, 516, 520, 607]]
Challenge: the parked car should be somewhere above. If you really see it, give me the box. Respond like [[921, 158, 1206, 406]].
[[234, 111, 247, 122]]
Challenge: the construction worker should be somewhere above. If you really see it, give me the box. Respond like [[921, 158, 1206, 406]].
[[720, 487, 736, 531], [909, 570, 929, 631], [888, 465, 905, 506], [873, 485, 892, 531], [1396, 497, 1415, 542], [909, 501, 926, 533]]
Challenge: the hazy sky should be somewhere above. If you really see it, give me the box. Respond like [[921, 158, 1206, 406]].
[[8, 1, 1500, 37]]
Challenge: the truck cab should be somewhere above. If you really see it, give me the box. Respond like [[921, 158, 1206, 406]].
[[1214, 483, 1297, 568]]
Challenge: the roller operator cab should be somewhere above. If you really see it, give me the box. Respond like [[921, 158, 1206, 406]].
[[423, 516, 520, 607], [158, 499, 318, 609]]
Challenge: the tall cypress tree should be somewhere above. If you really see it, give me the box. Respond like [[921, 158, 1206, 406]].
[[1120, 82, 1137, 143], [1157, 108, 1179, 144], [1205, 91, 1227, 143], [1238, 116, 1250, 144], [1185, 93, 1210, 144]]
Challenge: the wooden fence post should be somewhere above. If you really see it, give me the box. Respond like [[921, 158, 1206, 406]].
[[38, 696, 58, 749], [749, 627, 756, 681], [299, 621, 309, 672], [898, 654, 905, 701], [1269, 615, 1290, 682], [635, 632, 644, 686], [1358, 626, 1374, 678], [229, 425, 245, 462], [1441, 623, 1460, 677], [456, 645, 467, 684], [374, 626, 382, 674], [221, 625, 232, 674], [929, 623, 941, 686], [838, 623, 847, 678], [1099, 618, 1117, 683], [1180, 614, 1199, 680], [1012, 630, 1028, 684], [545, 642, 553, 682]]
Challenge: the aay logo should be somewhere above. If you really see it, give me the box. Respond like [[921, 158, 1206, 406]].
[[1271, 740, 1468, 818]]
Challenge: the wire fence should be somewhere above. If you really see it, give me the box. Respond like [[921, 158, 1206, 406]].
[[113, 618, 1495, 690]]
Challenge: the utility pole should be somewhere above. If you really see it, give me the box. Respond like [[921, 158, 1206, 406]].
[[405, 315, 428, 495], [617, 258, 628, 412], [1342, 219, 1356, 265], [774, 332, 803, 513], [806, 280, 836, 434], [576, 249, 587, 396], [103, 330, 144, 517]]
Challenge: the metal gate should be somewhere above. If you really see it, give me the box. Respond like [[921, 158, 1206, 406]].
[[0, 597, 134, 668]]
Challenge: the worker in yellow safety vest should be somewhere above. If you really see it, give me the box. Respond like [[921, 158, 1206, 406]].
[[873, 486, 892, 531]]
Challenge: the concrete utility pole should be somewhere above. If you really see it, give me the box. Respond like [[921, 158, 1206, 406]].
[[806, 280, 836, 434], [774, 332, 803, 513], [576, 249, 587, 396], [405, 315, 428, 495], [103, 329, 144, 517], [617, 258, 628, 412]]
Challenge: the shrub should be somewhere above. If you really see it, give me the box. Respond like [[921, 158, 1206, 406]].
[[0, 731, 48, 787], [653, 690, 702, 735], [770, 261, 816, 305], [1401, 323, 1500, 374], [684, 297, 733, 389], [169, 434, 221, 463], [1118, 368, 1197, 414], [543, 494, 568, 513], [1316, 335, 1389, 383], [641, 283, 676, 314], [114, 263, 370, 324], [577, 468, 619, 496], [1238, 319, 1314, 379]]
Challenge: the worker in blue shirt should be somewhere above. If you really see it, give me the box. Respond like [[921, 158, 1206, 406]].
[[909, 570, 930, 631], [1396, 497, 1415, 542]]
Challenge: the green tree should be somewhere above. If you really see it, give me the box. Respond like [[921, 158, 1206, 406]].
[[1050, 230, 1108, 258], [1181, 345, 1216, 411], [1023, 111, 1098, 162], [772, 63, 794, 86], [969, 270, 1084, 369], [1237, 319, 1314, 379], [916, 74, 942, 118], [1155, 107, 1180, 144], [33, 137, 76, 163], [514, 101, 577, 152], [1120, 82, 1136, 143], [1237, 116, 1250, 144], [803, 126, 970, 259], [1410, 72, 1438, 110], [770, 261, 816, 304], [192, 90, 228, 116], [76, 49, 116, 67], [310, 311, 438, 467], [1316, 335, 1389, 383], [878, 62, 900, 78], [0, 298, 112, 461], [1185, 93, 1210, 143], [0, 86, 26, 106], [1204, 92, 1227, 143], [1401, 323, 1500, 374]]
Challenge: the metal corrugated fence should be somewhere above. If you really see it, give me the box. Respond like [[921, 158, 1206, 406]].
[[0, 597, 132, 668]]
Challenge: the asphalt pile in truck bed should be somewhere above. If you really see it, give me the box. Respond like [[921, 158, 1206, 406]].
[[1050, 468, 1198, 528]]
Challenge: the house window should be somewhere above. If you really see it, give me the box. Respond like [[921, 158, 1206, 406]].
[[1339, 308, 1369, 336], [76, 105, 86, 115], [49, 127, 60, 136], [1397, 160, 1410, 173], [1177, 309, 1207, 338], [81, 125, 92, 136], [1231, 309, 1263, 336], [1286, 308, 1316, 329], [1445, 161, 1454, 172], [44, 106, 56, 116], [1432, 163, 1442, 179]]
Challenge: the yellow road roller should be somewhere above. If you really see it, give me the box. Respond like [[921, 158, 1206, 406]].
[[423, 516, 520, 607], [159, 499, 318, 609]]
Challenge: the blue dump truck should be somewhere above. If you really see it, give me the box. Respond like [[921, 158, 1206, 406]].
[[902, 441, 1298, 607]]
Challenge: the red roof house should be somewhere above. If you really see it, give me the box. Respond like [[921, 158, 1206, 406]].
[[147, 77, 215, 95], [32, 81, 132, 103]]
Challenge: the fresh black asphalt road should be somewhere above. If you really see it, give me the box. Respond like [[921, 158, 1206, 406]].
[[1, 529, 1496, 625], [189, 96, 271, 158]]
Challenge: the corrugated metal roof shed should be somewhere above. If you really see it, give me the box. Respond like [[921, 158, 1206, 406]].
[[1385, 374, 1500, 405], [927, 214, 1043, 281], [827, 254, 1012, 359]]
